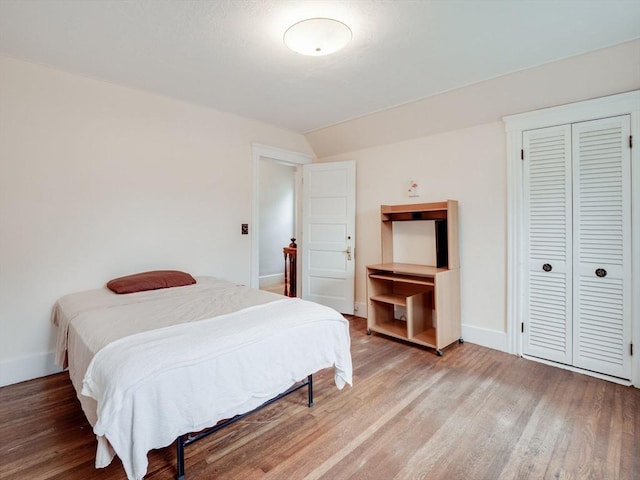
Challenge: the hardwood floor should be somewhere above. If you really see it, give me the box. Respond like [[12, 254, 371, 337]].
[[1, 316, 638, 480]]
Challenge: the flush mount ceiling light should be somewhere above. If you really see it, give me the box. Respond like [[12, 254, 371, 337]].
[[284, 18, 352, 56]]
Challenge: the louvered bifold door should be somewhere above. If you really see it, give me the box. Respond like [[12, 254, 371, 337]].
[[522, 126, 573, 364], [572, 116, 631, 379]]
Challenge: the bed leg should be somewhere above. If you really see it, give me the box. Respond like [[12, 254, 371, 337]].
[[175, 436, 186, 480], [307, 374, 314, 407]]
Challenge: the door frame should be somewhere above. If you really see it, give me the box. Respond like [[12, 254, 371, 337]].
[[503, 90, 640, 386], [251, 143, 313, 290]]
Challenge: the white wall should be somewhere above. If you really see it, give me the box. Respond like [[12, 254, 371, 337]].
[[319, 123, 507, 350], [259, 160, 295, 279], [0, 55, 313, 386]]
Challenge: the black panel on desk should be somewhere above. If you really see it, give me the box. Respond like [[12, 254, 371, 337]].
[[434, 220, 448, 268]]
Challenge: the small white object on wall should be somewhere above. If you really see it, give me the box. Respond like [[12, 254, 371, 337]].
[[407, 179, 421, 197]]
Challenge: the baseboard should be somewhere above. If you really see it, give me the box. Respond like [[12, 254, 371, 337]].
[[353, 303, 507, 352], [353, 300, 367, 318], [461, 324, 508, 353], [0, 351, 62, 387], [259, 273, 285, 288]]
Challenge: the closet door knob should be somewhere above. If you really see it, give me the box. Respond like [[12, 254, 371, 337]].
[[595, 268, 607, 278], [542, 263, 552, 272]]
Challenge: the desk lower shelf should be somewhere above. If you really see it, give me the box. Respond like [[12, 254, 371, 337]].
[[366, 264, 461, 355], [369, 319, 437, 348]]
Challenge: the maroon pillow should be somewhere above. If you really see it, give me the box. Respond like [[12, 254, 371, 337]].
[[107, 270, 196, 294]]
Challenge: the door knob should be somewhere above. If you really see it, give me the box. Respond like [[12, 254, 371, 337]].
[[542, 263, 552, 272], [343, 246, 352, 261], [595, 268, 607, 278]]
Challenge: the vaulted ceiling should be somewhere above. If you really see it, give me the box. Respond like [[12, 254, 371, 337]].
[[1, 0, 639, 133]]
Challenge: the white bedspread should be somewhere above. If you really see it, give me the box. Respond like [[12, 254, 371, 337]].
[[53, 279, 352, 480]]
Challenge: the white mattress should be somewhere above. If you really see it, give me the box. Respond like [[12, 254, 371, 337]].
[[52, 277, 353, 480]]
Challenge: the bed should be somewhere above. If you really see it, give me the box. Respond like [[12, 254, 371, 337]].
[[51, 273, 353, 480]]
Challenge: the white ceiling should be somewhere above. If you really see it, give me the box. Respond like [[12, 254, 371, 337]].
[[1, 0, 639, 133]]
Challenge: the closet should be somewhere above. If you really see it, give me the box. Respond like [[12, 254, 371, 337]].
[[505, 91, 639, 382]]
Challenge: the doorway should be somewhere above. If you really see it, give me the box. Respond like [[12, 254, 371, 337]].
[[258, 159, 296, 294], [250, 144, 312, 292]]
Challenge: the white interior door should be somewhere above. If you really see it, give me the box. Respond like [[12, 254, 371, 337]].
[[572, 116, 631, 379], [522, 125, 573, 365], [302, 161, 355, 314]]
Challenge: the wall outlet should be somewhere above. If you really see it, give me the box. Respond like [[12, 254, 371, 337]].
[[241, 223, 248, 235], [394, 305, 407, 320]]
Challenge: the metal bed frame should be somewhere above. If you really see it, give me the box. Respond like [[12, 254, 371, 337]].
[[175, 374, 313, 480]]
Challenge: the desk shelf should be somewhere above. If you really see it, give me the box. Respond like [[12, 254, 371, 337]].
[[367, 264, 460, 354]]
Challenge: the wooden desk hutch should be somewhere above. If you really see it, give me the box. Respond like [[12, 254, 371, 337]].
[[366, 200, 462, 355]]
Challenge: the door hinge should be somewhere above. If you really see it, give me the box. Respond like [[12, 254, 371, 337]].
[[630, 135, 633, 149], [521, 149, 524, 160], [521, 322, 524, 333], [631, 343, 633, 356]]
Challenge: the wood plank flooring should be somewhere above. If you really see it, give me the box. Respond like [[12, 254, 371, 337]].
[[1, 316, 638, 479]]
